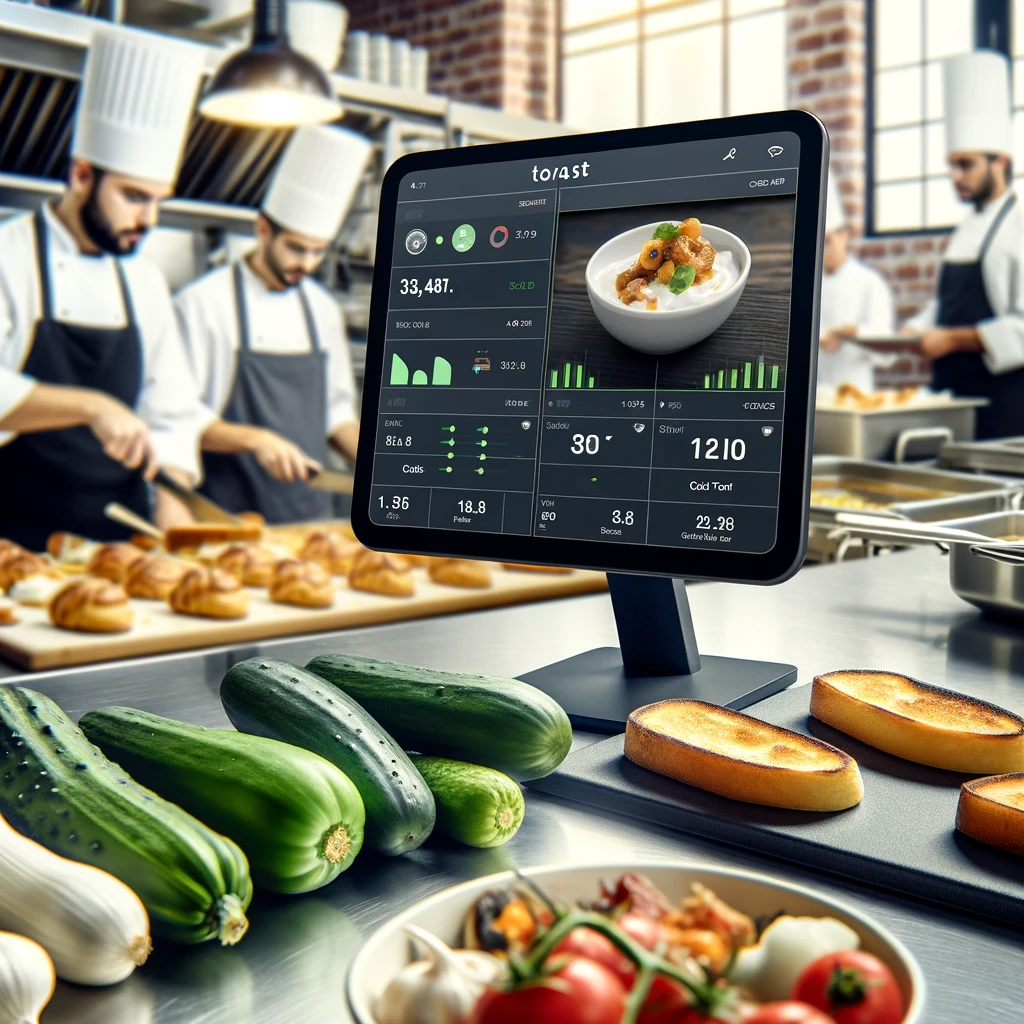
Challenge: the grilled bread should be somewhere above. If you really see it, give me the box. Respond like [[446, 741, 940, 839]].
[[164, 524, 262, 553], [956, 774, 1024, 857], [811, 670, 1024, 774], [624, 699, 863, 812]]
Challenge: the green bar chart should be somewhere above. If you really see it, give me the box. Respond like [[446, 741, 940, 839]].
[[390, 353, 452, 386], [703, 355, 783, 390], [549, 357, 596, 389]]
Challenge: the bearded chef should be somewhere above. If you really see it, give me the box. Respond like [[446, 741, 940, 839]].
[[0, 25, 206, 548], [904, 50, 1024, 439], [175, 124, 371, 522], [818, 173, 896, 392]]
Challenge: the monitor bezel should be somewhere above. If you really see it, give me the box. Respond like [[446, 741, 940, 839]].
[[352, 109, 827, 585]]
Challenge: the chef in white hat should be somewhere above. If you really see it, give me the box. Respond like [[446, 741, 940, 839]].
[[175, 124, 371, 522], [0, 24, 206, 549], [903, 49, 1024, 439], [817, 171, 896, 393]]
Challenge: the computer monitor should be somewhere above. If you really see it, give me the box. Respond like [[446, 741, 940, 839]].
[[353, 110, 828, 729]]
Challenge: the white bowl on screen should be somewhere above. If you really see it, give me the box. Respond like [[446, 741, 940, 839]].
[[585, 221, 751, 355]]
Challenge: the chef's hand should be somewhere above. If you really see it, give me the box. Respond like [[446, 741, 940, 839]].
[[250, 429, 321, 484], [919, 327, 983, 360], [87, 394, 157, 478], [820, 331, 842, 352]]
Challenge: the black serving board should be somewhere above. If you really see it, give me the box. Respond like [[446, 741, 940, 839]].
[[527, 685, 1024, 927]]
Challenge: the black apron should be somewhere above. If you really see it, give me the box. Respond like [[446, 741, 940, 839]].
[[200, 263, 332, 523], [933, 192, 1024, 440], [0, 214, 149, 550]]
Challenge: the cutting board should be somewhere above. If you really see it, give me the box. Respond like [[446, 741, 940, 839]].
[[528, 685, 1024, 928], [0, 568, 607, 671]]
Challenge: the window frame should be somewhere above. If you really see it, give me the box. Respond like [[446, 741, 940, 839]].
[[865, 0, 1012, 238]]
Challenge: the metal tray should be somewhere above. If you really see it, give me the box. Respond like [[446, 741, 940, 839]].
[[809, 458, 1021, 526], [939, 437, 1024, 477], [942, 511, 1024, 618]]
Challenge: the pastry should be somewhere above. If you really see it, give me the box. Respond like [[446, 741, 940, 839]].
[[7, 574, 69, 607], [238, 511, 266, 527], [956, 773, 1024, 857], [164, 524, 262, 553], [0, 598, 18, 625], [0, 540, 25, 563], [125, 556, 190, 601], [624, 699, 864, 812], [811, 670, 1024, 774], [0, 552, 61, 591], [300, 531, 363, 576], [428, 558, 492, 589], [218, 544, 282, 587], [49, 577, 133, 633], [269, 559, 335, 608], [130, 533, 161, 552], [88, 543, 146, 584], [348, 551, 415, 598], [501, 562, 573, 574], [168, 567, 249, 619]]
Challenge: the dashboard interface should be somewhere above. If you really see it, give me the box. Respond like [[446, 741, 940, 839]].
[[367, 131, 802, 556]]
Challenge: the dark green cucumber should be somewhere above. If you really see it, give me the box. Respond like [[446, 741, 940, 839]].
[[79, 707, 365, 894], [220, 658, 434, 856], [410, 756, 525, 848], [306, 654, 573, 781], [0, 687, 252, 945]]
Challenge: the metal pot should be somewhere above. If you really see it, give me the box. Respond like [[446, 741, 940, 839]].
[[944, 511, 1024, 617]]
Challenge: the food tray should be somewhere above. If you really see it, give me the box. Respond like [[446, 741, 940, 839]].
[[939, 437, 1024, 477], [0, 568, 608, 671], [527, 685, 1024, 929]]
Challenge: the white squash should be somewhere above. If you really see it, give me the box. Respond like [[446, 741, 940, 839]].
[[0, 813, 151, 986], [0, 932, 55, 1024]]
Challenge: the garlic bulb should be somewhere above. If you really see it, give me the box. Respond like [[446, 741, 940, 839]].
[[374, 924, 504, 1024], [0, 931, 55, 1024]]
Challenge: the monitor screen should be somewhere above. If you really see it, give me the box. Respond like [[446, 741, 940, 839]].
[[353, 112, 827, 583]]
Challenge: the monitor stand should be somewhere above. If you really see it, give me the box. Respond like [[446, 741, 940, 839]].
[[519, 573, 797, 732]]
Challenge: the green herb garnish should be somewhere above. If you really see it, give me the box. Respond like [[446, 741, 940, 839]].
[[652, 222, 680, 240], [667, 264, 696, 293]]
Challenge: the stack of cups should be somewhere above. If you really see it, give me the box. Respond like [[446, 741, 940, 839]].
[[343, 30, 371, 80], [369, 33, 391, 85], [411, 46, 429, 92], [390, 37, 412, 89]]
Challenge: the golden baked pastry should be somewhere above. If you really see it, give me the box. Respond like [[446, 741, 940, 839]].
[[49, 577, 133, 633], [164, 523, 263, 553], [0, 552, 61, 591], [428, 558, 492, 589], [299, 531, 363, 576], [956, 773, 1024, 857], [0, 598, 19, 625], [269, 559, 335, 608], [7, 574, 69, 607], [168, 567, 249, 619], [238, 511, 266, 527], [88, 543, 146, 584], [130, 533, 161, 552], [217, 545, 281, 587], [0, 539, 25, 563], [348, 551, 415, 598], [501, 562, 573, 574], [125, 556, 190, 601]]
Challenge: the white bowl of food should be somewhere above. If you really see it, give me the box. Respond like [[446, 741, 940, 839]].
[[348, 861, 924, 1024], [586, 219, 751, 355]]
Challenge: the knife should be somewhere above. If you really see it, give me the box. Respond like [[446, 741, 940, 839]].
[[153, 469, 243, 525], [307, 468, 354, 494]]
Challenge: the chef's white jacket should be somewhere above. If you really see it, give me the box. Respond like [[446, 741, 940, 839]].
[[173, 259, 356, 436], [0, 204, 206, 479], [817, 255, 896, 392], [907, 189, 1024, 374]]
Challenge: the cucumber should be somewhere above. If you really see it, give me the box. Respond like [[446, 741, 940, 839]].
[[306, 654, 573, 781], [79, 707, 365, 894], [0, 687, 252, 945], [220, 658, 435, 856], [411, 756, 525, 848]]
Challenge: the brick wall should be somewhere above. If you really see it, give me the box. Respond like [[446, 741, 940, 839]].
[[345, 0, 556, 120], [787, 0, 945, 385]]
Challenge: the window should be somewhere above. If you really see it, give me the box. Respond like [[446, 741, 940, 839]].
[[560, 0, 787, 133], [868, 0, 1019, 235]]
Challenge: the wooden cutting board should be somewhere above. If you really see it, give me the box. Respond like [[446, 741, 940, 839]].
[[0, 568, 607, 671]]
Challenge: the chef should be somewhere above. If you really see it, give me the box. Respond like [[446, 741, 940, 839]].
[[0, 24, 206, 548], [818, 173, 896, 392], [904, 49, 1024, 439], [175, 124, 371, 522]]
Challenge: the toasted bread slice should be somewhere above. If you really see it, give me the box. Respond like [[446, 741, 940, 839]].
[[956, 774, 1024, 856], [811, 670, 1024, 774], [164, 524, 262, 552], [624, 699, 863, 812]]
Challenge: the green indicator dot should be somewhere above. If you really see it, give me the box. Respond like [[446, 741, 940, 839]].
[[475, 467, 485, 475], [435, 235, 443, 245], [479, 454, 487, 461], [590, 477, 598, 482], [439, 466, 452, 473], [447, 452, 454, 459]]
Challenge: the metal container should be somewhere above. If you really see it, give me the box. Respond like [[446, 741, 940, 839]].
[[943, 511, 1024, 617], [939, 436, 1024, 476], [813, 399, 986, 461]]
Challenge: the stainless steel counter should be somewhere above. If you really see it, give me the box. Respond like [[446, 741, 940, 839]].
[[4, 548, 1022, 1023]]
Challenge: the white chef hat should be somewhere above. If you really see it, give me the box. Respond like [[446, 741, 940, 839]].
[[825, 172, 846, 234], [943, 49, 1013, 157], [262, 125, 372, 241], [72, 24, 205, 187]]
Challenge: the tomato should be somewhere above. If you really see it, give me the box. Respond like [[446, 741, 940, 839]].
[[792, 950, 904, 1024], [636, 975, 692, 1024], [553, 928, 635, 989], [618, 911, 666, 950], [743, 1002, 835, 1024], [471, 955, 627, 1024]]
